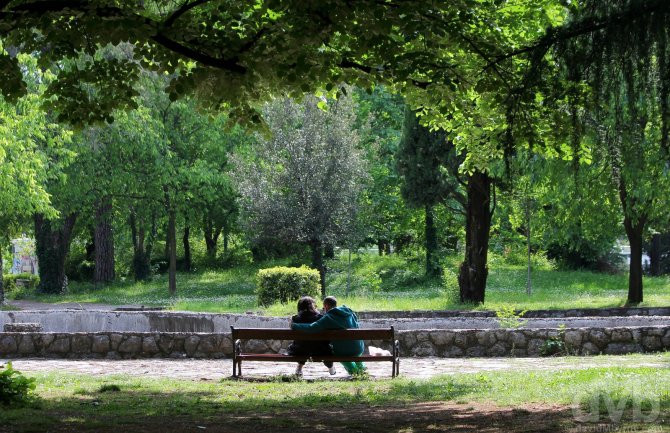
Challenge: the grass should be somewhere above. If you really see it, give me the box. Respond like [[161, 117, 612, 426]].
[[2, 360, 669, 431], [6, 251, 670, 314]]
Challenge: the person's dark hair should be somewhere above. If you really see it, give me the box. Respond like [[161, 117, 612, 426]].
[[297, 296, 319, 314], [323, 296, 337, 309]]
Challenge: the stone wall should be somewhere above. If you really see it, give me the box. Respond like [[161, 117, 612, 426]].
[[1, 326, 669, 359]]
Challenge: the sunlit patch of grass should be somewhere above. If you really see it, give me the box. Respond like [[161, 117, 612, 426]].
[[8, 252, 670, 313]]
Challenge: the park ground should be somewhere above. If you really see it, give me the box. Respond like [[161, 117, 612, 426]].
[[4, 253, 670, 314], [2, 353, 670, 432], [3, 253, 670, 432]]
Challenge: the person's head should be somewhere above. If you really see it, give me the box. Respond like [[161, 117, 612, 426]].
[[323, 296, 337, 312], [297, 296, 318, 314]]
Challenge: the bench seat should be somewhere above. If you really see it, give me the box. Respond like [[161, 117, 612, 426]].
[[231, 326, 400, 378]]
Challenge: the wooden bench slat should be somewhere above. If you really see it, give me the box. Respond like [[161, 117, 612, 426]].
[[232, 328, 393, 341], [238, 354, 395, 362]]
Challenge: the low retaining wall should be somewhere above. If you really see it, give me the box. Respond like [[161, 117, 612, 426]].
[[1, 326, 669, 359], [358, 306, 670, 319]]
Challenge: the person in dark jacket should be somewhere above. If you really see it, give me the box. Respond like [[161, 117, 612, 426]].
[[288, 296, 336, 376], [291, 296, 366, 375]]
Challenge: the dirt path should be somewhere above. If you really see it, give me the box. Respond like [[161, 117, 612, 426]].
[[5, 354, 669, 381]]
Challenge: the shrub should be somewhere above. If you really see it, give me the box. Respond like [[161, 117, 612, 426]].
[[441, 267, 460, 303], [494, 305, 529, 329], [3, 274, 40, 294], [256, 266, 321, 306], [0, 362, 37, 406]]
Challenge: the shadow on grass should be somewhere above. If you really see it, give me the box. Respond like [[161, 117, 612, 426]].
[[0, 378, 586, 433]]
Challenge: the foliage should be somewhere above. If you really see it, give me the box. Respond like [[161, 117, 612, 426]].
[[0, 362, 37, 406], [2, 274, 39, 294], [494, 305, 529, 329], [256, 266, 321, 306], [441, 268, 460, 304], [540, 325, 567, 356]]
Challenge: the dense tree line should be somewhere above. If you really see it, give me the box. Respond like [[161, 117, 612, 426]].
[[1, 1, 670, 306]]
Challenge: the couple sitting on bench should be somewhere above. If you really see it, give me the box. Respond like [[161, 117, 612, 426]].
[[289, 295, 367, 376]]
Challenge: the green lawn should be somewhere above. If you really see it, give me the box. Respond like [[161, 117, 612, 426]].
[[6, 253, 670, 314], [2, 360, 669, 432]]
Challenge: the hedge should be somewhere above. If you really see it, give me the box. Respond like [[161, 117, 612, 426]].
[[256, 266, 321, 306]]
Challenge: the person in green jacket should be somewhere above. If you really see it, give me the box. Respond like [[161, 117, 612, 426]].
[[290, 296, 367, 375]]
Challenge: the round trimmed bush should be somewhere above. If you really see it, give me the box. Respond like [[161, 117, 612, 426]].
[[256, 266, 321, 306]]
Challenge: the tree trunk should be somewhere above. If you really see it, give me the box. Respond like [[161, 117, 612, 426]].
[[624, 215, 645, 304], [94, 197, 115, 286], [35, 213, 78, 294], [458, 171, 492, 304], [130, 211, 152, 281], [425, 205, 441, 277], [203, 215, 221, 258], [618, 178, 646, 305], [324, 243, 335, 259], [649, 233, 661, 276], [167, 210, 177, 295], [377, 239, 391, 256], [223, 224, 229, 254], [0, 252, 5, 305], [182, 225, 192, 272], [310, 239, 326, 296]]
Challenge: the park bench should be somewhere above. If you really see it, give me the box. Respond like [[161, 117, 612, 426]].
[[231, 326, 400, 378]]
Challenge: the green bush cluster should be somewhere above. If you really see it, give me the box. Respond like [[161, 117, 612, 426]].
[[2, 273, 40, 293], [256, 266, 321, 306], [0, 362, 37, 406]]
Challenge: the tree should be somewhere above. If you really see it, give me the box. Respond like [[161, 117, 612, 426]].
[[353, 87, 410, 255], [537, 0, 670, 303], [397, 107, 464, 277], [236, 93, 366, 293], [0, 54, 73, 296]]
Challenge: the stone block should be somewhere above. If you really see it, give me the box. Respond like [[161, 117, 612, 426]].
[[642, 336, 662, 351], [71, 335, 92, 353], [118, 336, 142, 354], [610, 329, 633, 342], [242, 339, 266, 354], [563, 330, 583, 348], [487, 342, 508, 357], [527, 339, 545, 356], [411, 342, 436, 357], [221, 335, 234, 356], [401, 332, 417, 348], [36, 334, 54, 348], [604, 343, 640, 355], [447, 346, 464, 357], [0, 335, 18, 354], [49, 336, 71, 353], [157, 335, 174, 353], [465, 346, 486, 357], [588, 330, 608, 348], [494, 331, 509, 342], [415, 331, 430, 342], [453, 333, 468, 348], [110, 333, 123, 351], [92, 335, 110, 353], [429, 331, 453, 347], [475, 331, 496, 346], [184, 336, 201, 356], [510, 332, 527, 348], [17, 336, 35, 354], [267, 339, 282, 353], [142, 336, 159, 354], [581, 342, 601, 355], [662, 329, 670, 347]]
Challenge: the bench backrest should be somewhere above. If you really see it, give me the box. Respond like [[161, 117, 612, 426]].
[[231, 327, 394, 341]]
